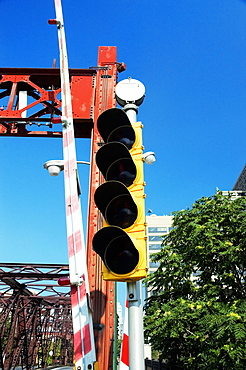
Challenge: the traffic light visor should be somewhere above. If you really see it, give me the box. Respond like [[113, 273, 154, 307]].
[[94, 181, 138, 229], [97, 108, 135, 149], [92, 226, 139, 275], [96, 142, 137, 187]]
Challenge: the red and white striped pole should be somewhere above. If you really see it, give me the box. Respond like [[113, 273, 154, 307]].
[[119, 300, 129, 370], [49, 1, 96, 369]]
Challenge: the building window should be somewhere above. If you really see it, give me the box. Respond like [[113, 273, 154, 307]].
[[149, 244, 162, 251], [148, 235, 163, 242], [149, 261, 160, 268], [148, 227, 167, 233]]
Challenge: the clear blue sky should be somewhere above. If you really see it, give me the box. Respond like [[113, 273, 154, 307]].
[[0, 0, 245, 307]]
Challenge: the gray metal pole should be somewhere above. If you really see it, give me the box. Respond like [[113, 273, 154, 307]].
[[123, 103, 138, 123], [127, 281, 145, 370], [124, 104, 145, 370]]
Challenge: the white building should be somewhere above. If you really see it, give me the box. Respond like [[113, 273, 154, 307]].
[[221, 190, 246, 199], [146, 214, 173, 274]]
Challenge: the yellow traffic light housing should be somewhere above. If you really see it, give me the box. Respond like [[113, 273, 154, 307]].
[[92, 108, 147, 282]]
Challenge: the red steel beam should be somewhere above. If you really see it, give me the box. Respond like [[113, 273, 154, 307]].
[[0, 68, 96, 138], [86, 46, 119, 370], [0, 263, 73, 370]]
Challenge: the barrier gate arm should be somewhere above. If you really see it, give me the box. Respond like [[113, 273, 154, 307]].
[[49, 1, 96, 369]]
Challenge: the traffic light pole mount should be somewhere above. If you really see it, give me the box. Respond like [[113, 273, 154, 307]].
[[117, 79, 146, 370], [127, 281, 145, 370]]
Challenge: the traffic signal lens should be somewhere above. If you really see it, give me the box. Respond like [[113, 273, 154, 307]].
[[106, 158, 136, 187], [106, 194, 137, 229], [108, 126, 135, 150], [105, 235, 139, 274]]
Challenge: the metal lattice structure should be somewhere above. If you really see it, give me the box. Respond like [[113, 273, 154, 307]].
[[0, 67, 95, 138], [0, 263, 73, 370], [0, 46, 125, 370]]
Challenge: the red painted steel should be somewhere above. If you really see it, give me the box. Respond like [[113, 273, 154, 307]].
[[86, 46, 119, 370], [0, 45, 126, 369], [0, 68, 95, 138], [0, 263, 73, 370]]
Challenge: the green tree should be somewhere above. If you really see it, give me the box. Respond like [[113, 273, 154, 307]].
[[144, 192, 246, 369]]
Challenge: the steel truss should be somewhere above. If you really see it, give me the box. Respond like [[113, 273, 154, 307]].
[[0, 67, 95, 138], [0, 263, 73, 370], [0, 46, 125, 369]]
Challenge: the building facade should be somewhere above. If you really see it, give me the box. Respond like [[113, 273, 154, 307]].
[[146, 214, 173, 274]]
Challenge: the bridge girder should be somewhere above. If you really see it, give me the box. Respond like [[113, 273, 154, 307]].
[[0, 263, 73, 370]]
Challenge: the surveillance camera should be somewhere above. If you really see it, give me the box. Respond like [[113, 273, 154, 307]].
[[43, 160, 64, 176], [143, 151, 156, 165], [47, 165, 62, 176]]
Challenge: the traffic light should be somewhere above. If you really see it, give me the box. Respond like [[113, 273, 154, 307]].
[[92, 107, 147, 282]]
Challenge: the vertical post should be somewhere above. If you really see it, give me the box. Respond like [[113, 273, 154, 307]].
[[124, 105, 145, 370], [113, 282, 117, 370], [86, 46, 118, 370], [127, 281, 145, 370], [51, 0, 96, 368], [19, 91, 27, 118]]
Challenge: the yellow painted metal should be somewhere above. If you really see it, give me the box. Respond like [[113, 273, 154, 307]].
[[101, 122, 147, 282]]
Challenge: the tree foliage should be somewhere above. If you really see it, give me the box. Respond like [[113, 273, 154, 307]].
[[144, 192, 246, 369]]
